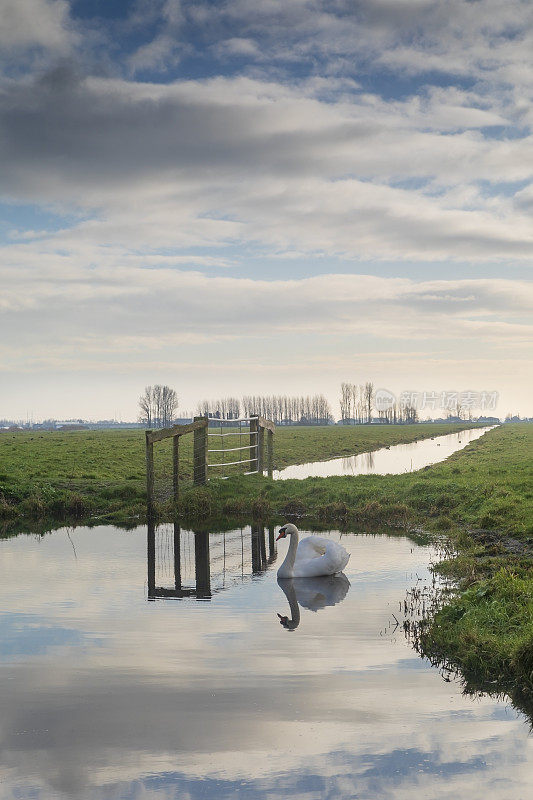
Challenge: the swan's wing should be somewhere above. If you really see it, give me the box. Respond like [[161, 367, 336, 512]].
[[322, 539, 350, 574], [295, 536, 332, 563], [292, 540, 350, 577]]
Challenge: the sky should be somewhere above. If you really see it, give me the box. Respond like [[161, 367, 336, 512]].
[[0, 0, 532, 421]]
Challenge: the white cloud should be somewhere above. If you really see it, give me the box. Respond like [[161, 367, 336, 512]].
[[1, 261, 531, 367], [0, 0, 74, 54], [1, 71, 533, 261], [0, 0, 532, 417], [1, 259, 530, 415]]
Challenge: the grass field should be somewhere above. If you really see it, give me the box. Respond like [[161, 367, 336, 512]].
[[178, 424, 532, 536], [0, 422, 479, 521]]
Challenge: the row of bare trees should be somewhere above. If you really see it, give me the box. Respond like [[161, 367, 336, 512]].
[[379, 403, 419, 424], [196, 397, 241, 420], [195, 394, 333, 424], [138, 381, 422, 429], [339, 382, 376, 423], [243, 394, 333, 424], [339, 382, 419, 424], [138, 385, 178, 428]]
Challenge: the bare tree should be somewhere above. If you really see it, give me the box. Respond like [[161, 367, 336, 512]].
[[354, 384, 365, 423], [340, 382, 352, 423], [152, 385, 162, 425], [139, 384, 178, 427], [160, 385, 178, 427], [403, 404, 419, 424], [138, 386, 154, 427], [364, 382, 374, 423], [338, 382, 366, 424]]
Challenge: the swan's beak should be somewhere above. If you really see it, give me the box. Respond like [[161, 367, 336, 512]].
[[276, 527, 286, 541]]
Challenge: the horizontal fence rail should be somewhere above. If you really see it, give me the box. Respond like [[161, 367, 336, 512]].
[[207, 431, 259, 437], [207, 444, 257, 453], [208, 458, 257, 467]]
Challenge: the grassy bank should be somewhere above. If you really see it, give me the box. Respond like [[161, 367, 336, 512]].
[[177, 424, 531, 535], [412, 426, 533, 715], [0, 422, 477, 521], [418, 565, 533, 719]]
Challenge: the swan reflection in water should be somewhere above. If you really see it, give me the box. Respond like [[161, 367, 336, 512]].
[[277, 574, 350, 630]]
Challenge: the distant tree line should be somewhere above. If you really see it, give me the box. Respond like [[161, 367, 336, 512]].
[[243, 394, 333, 424], [196, 394, 333, 425], [196, 396, 241, 420], [340, 382, 374, 424], [137, 380, 424, 430], [138, 385, 178, 428], [339, 382, 418, 424]]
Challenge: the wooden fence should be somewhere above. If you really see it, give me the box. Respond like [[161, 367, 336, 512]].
[[145, 415, 275, 512]]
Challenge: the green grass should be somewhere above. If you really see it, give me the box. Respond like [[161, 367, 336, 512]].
[[418, 568, 533, 719], [0, 422, 478, 522], [177, 424, 532, 536]]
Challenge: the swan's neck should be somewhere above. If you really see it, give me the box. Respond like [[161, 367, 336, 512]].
[[278, 530, 299, 578]]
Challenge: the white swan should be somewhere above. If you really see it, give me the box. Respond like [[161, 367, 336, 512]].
[[276, 523, 350, 578]]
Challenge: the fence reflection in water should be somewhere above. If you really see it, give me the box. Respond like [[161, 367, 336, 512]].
[[147, 522, 277, 601]]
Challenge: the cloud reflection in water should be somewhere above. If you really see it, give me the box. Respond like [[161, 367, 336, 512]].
[[0, 525, 530, 799]]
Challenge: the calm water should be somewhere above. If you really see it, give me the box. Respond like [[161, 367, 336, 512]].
[[0, 523, 531, 799], [274, 426, 496, 480]]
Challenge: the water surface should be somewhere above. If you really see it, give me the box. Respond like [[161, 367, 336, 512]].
[[274, 425, 496, 480], [0, 522, 530, 799]]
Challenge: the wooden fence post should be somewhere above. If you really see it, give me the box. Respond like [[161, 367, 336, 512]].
[[267, 429, 274, 478], [172, 435, 179, 503], [250, 415, 259, 472], [145, 430, 155, 513], [193, 416, 208, 485], [257, 425, 264, 474]]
